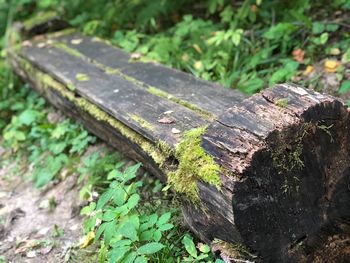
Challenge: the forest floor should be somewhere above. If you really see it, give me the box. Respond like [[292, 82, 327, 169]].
[[0, 143, 103, 262]]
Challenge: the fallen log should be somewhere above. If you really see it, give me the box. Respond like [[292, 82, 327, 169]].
[[7, 19, 350, 262]]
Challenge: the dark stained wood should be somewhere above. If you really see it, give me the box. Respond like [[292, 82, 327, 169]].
[[53, 32, 246, 117], [20, 45, 208, 147], [8, 23, 350, 263]]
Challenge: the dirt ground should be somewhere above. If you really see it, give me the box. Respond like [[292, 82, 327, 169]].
[[0, 146, 85, 263]]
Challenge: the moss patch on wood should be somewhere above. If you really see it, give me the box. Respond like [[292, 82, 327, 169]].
[[12, 54, 169, 166], [40, 39, 215, 121], [53, 42, 84, 58], [128, 114, 155, 131], [12, 52, 223, 203], [23, 11, 58, 31], [274, 97, 289, 108], [147, 86, 215, 121], [271, 123, 312, 174], [168, 126, 221, 202]]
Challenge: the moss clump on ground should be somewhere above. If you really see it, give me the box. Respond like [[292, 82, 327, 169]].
[[168, 126, 221, 202]]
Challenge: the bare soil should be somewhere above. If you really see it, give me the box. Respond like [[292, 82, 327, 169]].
[[0, 147, 84, 263]]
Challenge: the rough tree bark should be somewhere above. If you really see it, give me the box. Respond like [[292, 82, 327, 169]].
[[7, 19, 350, 262]]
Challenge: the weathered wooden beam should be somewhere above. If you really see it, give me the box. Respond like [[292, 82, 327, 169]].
[[8, 22, 350, 262]]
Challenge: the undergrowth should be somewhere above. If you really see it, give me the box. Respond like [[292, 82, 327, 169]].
[[0, 85, 223, 262]]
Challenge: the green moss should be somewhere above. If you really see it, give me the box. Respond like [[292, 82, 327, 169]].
[[104, 67, 120, 75], [157, 140, 175, 158], [43, 39, 215, 121], [275, 97, 289, 108], [13, 54, 167, 166], [147, 87, 215, 121], [212, 239, 257, 261], [46, 28, 76, 39], [168, 126, 221, 202], [67, 82, 76, 91], [23, 11, 58, 30], [128, 114, 154, 131], [13, 52, 223, 203], [53, 42, 84, 58], [271, 123, 312, 174], [76, 73, 90, 82]]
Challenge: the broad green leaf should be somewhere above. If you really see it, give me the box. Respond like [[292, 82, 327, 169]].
[[102, 210, 116, 222], [108, 246, 130, 263], [18, 109, 39, 125], [339, 80, 350, 94], [158, 223, 174, 231], [137, 242, 164, 255], [182, 235, 197, 258], [111, 239, 132, 248], [312, 22, 325, 34], [264, 23, 296, 40], [96, 189, 114, 210], [134, 256, 147, 263], [104, 221, 117, 245], [127, 193, 140, 210], [120, 222, 138, 241], [157, 212, 171, 226], [140, 229, 154, 241], [121, 251, 137, 263], [198, 243, 211, 253], [153, 229, 162, 242]]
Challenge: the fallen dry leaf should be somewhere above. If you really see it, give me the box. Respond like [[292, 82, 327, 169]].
[[22, 40, 32, 47], [158, 117, 175, 124], [292, 49, 305, 63], [251, 4, 258, 13], [193, 44, 202, 54], [324, 60, 340, 73], [26, 250, 37, 258], [79, 231, 95, 249], [303, 65, 314, 75], [15, 239, 39, 254], [182, 53, 189, 62], [194, 61, 203, 70], [330, 48, 341, 55], [171, 128, 181, 134], [131, 52, 142, 60], [37, 42, 46, 48], [71, 38, 83, 45], [40, 244, 53, 255]]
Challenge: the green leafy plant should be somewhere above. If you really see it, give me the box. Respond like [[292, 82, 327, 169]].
[[182, 235, 223, 263], [2, 88, 95, 187], [81, 163, 177, 262]]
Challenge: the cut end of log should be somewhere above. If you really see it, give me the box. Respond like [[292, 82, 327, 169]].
[[189, 84, 350, 262]]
